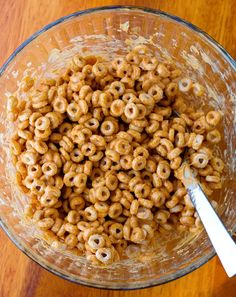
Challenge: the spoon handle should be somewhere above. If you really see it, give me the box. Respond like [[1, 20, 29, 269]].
[[187, 183, 236, 277]]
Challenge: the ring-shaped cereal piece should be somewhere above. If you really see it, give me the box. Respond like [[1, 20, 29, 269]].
[[95, 186, 110, 202], [109, 223, 123, 239], [35, 116, 51, 130], [206, 129, 221, 143], [132, 156, 147, 171], [88, 234, 105, 249], [156, 161, 171, 179], [124, 103, 139, 120], [95, 247, 113, 264], [178, 78, 192, 92], [92, 63, 108, 77], [108, 203, 123, 219], [110, 81, 125, 95], [42, 161, 58, 176], [74, 173, 87, 188], [137, 206, 153, 221], [110, 99, 125, 117], [148, 84, 163, 102], [100, 120, 116, 136], [210, 157, 224, 172], [52, 97, 68, 113], [206, 111, 221, 126], [84, 206, 98, 221], [165, 82, 178, 98], [115, 139, 131, 155], [190, 153, 209, 168], [134, 183, 151, 198]]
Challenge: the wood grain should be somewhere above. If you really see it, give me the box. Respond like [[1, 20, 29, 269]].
[[0, 1, 235, 296]]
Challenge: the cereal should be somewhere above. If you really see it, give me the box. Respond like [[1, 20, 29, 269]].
[[178, 78, 192, 92], [9, 46, 224, 265]]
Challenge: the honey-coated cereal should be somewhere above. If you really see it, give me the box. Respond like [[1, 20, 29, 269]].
[[8, 45, 224, 265]]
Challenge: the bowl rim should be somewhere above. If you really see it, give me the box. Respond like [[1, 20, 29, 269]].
[[0, 5, 235, 76], [0, 5, 234, 290]]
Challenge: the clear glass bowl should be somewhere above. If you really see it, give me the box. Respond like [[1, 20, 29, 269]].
[[0, 6, 235, 290]]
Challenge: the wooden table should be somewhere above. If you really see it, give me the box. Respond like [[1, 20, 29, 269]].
[[0, 1, 235, 296]]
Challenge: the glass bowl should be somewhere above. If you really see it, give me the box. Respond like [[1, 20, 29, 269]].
[[0, 6, 235, 290]]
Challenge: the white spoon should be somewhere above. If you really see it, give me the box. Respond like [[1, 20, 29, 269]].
[[181, 163, 236, 277]]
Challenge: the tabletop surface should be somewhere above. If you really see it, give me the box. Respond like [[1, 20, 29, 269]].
[[0, 0, 235, 296]]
